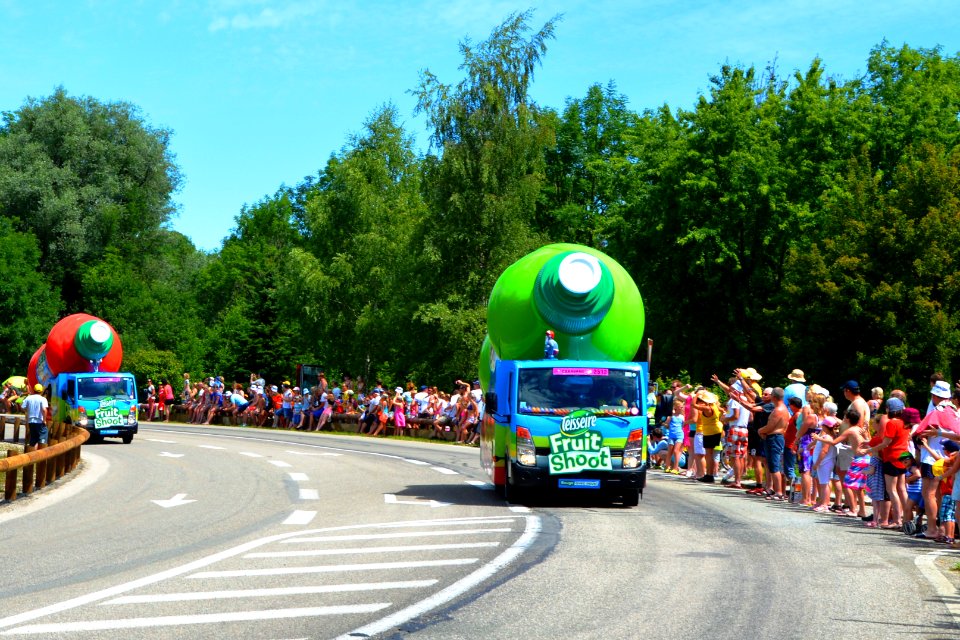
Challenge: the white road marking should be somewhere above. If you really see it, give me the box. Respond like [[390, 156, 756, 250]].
[[2, 604, 390, 634], [383, 493, 450, 508], [268, 460, 292, 468], [151, 494, 196, 509], [285, 450, 341, 457], [144, 438, 177, 444], [282, 511, 317, 526], [198, 445, 225, 450], [284, 527, 513, 543], [465, 480, 493, 490], [915, 551, 960, 627], [402, 459, 430, 465], [299, 489, 319, 500], [158, 452, 184, 458], [287, 472, 309, 482], [509, 506, 531, 513], [0, 516, 528, 631], [239, 452, 263, 458], [430, 466, 458, 475], [102, 580, 438, 605], [189, 558, 478, 579], [335, 515, 542, 640], [245, 542, 500, 558]]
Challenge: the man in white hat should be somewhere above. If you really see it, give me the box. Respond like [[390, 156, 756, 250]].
[[784, 369, 807, 416]]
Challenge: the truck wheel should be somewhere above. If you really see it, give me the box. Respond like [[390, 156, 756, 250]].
[[503, 464, 528, 505], [121, 433, 134, 444], [621, 489, 640, 507]]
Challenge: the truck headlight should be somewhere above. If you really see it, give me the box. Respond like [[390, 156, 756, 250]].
[[127, 412, 136, 425], [517, 427, 537, 466], [623, 428, 643, 469]]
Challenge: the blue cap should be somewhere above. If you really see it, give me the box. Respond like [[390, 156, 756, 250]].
[[886, 397, 905, 412], [840, 380, 860, 393]]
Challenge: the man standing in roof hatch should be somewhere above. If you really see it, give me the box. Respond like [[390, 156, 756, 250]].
[[544, 330, 559, 359]]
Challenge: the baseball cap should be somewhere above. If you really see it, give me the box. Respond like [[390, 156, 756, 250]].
[[34, 383, 43, 392], [840, 380, 860, 393], [931, 380, 951, 399], [420, 385, 427, 391], [886, 397, 905, 412]]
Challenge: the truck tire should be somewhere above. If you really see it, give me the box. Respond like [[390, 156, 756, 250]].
[[503, 463, 528, 505], [621, 488, 640, 507], [121, 433, 134, 444]]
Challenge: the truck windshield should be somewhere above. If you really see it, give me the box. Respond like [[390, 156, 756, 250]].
[[78, 377, 134, 400], [517, 367, 640, 413]]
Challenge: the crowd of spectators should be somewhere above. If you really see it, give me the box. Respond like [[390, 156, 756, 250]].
[[155, 371, 485, 444], [647, 368, 960, 548]]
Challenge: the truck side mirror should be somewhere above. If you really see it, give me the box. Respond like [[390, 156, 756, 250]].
[[484, 391, 497, 414]]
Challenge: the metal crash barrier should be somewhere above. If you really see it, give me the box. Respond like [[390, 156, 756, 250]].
[[1, 422, 89, 502]]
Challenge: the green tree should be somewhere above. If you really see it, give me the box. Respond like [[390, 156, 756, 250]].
[[0, 220, 61, 373], [413, 10, 558, 380], [0, 88, 182, 310]]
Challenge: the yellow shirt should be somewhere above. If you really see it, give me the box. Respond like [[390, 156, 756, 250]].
[[697, 403, 723, 436]]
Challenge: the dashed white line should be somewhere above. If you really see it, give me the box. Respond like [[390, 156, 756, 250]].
[[2, 604, 390, 634], [268, 460, 292, 468], [430, 466, 458, 475], [509, 506, 531, 513], [284, 528, 513, 543], [245, 542, 499, 558], [102, 580, 438, 605], [144, 439, 177, 444], [465, 480, 493, 490], [282, 511, 317, 526], [189, 558, 478, 579], [239, 452, 263, 458], [284, 450, 341, 457], [402, 459, 430, 465], [287, 472, 309, 482], [198, 445, 225, 450], [298, 489, 319, 501]]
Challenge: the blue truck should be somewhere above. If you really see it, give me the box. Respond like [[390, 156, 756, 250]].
[[50, 372, 139, 443], [480, 360, 648, 506]]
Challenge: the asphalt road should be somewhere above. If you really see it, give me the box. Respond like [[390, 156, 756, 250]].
[[1, 424, 958, 639]]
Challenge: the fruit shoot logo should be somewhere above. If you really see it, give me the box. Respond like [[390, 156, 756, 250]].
[[548, 409, 612, 474], [94, 397, 123, 428]]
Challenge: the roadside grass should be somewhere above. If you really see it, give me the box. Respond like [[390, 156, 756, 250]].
[[951, 561, 960, 573]]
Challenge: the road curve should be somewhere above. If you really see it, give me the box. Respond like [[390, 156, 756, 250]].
[[1, 425, 958, 639]]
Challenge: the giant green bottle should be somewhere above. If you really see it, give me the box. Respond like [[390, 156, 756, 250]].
[[479, 243, 644, 391]]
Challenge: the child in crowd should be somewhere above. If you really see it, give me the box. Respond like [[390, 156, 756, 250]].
[[903, 455, 923, 534], [647, 428, 669, 468], [938, 440, 959, 544], [666, 398, 686, 474]]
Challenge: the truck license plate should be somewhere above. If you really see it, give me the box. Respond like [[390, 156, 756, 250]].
[[558, 479, 601, 489]]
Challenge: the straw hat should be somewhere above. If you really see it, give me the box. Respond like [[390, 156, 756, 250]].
[[787, 369, 806, 382], [697, 389, 718, 404]]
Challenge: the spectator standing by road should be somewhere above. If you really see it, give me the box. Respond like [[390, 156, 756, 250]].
[[23, 384, 49, 447], [759, 387, 790, 500]]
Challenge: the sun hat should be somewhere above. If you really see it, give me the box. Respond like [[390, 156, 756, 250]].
[[395, 387, 403, 394], [787, 369, 806, 382], [696, 389, 718, 404], [931, 380, 951, 399], [902, 407, 921, 424], [742, 367, 762, 381]]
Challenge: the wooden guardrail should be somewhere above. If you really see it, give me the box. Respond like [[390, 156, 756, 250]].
[[0, 422, 89, 502]]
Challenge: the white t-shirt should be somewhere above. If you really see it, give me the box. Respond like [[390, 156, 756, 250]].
[[23, 393, 48, 423], [414, 391, 429, 414]]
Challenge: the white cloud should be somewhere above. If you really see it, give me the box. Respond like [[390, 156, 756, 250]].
[[208, 1, 324, 32]]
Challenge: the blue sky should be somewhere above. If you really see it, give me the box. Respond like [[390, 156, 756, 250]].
[[2, 1, 958, 251]]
